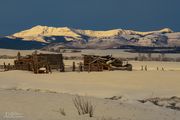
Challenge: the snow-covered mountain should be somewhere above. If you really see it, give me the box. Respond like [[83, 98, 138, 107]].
[[11, 25, 173, 42], [1, 25, 180, 49]]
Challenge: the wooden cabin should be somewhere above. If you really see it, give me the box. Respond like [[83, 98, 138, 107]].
[[14, 52, 64, 73]]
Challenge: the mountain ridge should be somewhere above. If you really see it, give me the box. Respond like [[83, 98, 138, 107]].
[[11, 25, 173, 43], [0, 25, 180, 50]]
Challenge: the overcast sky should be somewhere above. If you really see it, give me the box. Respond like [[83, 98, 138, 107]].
[[0, 0, 180, 35]]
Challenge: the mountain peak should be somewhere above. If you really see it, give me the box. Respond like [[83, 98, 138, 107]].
[[11, 25, 175, 44], [12, 25, 81, 42], [32, 25, 72, 30], [160, 28, 173, 33]]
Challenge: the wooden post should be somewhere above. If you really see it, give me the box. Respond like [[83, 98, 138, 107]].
[[48, 64, 52, 73], [8, 63, 10, 71], [88, 63, 90, 72], [60, 62, 65, 72], [72, 61, 76, 72], [17, 52, 21, 60], [79, 62, 83, 72], [145, 65, 147, 71], [3, 62, 6, 71]]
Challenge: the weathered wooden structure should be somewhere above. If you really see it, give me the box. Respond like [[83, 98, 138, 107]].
[[14, 52, 64, 73], [14, 54, 33, 71], [83, 55, 132, 72], [0, 62, 14, 71]]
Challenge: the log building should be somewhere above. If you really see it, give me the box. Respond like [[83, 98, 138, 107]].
[[14, 52, 64, 73]]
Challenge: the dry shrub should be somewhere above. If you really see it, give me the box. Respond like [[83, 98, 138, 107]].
[[72, 95, 94, 117]]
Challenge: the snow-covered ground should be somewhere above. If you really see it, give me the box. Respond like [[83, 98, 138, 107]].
[[0, 49, 56, 56], [0, 89, 179, 120], [0, 70, 180, 99], [1, 48, 180, 58], [0, 49, 180, 120]]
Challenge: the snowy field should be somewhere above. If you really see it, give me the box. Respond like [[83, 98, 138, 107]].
[[0, 70, 180, 98], [0, 70, 180, 120], [0, 49, 180, 120], [1, 48, 180, 58]]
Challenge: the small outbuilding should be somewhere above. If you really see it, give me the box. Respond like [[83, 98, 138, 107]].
[[14, 51, 64, 73]]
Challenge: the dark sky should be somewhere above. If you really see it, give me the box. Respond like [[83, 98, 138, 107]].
[[0, 0, 180, 35]]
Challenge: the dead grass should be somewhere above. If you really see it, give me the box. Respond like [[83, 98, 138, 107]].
[[72, 95, 94, 117]]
